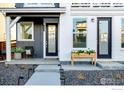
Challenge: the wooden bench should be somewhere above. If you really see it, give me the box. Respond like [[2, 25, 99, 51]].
[[71, 52, 96, 66]]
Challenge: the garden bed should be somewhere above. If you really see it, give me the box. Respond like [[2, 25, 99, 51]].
[[0, 62, 37, 85], [63, 70, 124, 85]]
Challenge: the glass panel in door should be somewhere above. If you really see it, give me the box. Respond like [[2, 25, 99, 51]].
[[97, 17, 112, 58], [46, 23, 58, 56], [48, 25, 56, 53], [99, 20, 108, 55]]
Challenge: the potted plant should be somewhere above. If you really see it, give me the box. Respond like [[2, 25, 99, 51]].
[[12, 47, 25, 60]]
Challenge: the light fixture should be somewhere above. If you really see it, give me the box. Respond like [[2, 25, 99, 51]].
[[91, 18, 95, 22]]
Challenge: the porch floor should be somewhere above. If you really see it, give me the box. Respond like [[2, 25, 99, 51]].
[[62, 64, 102, 70], [5, 59, 124, 70], [6, 58, 59, 65]]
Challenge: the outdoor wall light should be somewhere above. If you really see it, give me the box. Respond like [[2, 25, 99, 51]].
[[91, 18, 95, 22]]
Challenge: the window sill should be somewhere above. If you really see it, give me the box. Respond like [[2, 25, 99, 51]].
[[73, 48, 87, 50], [120, 48, 124, 51], [18, 39, 35, 42]]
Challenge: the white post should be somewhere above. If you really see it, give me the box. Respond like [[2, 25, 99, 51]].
[[6, 16, 11, 61]]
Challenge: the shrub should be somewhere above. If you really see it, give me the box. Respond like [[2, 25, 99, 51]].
[[12, 47, 25, 53]]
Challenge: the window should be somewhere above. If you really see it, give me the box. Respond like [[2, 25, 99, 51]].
[[73, 18, 87, 48], [121, 19, 124, 48], [18, 22, 34, 41]]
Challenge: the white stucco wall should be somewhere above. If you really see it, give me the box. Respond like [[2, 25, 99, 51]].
[[59, 4, 124, 62], [59, 3, 72, 61], [112, 16, 124, 61]]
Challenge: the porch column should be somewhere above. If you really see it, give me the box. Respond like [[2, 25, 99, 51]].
[[6, 16, 11, 61]]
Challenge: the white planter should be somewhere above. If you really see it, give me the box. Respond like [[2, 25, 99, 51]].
[[14, 53, 22, 60]]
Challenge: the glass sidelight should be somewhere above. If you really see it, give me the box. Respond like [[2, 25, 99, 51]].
[[97, 17, 112, 58]]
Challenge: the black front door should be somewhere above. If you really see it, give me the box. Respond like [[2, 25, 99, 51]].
[[97, 17, 112, 58], [46, 23, 58, 56]]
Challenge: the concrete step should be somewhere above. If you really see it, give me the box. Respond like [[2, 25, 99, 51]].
[[35, 65, 60, 72], [97, 61, 124, 70]]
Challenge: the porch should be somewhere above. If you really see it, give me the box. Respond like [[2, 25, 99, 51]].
[[0, 7, 66, 62]]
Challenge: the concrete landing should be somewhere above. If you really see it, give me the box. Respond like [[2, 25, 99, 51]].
[[97, 61, 124, 70], [35, 65, 60, 72]]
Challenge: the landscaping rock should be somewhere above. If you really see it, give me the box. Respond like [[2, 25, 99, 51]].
[[0, 62, 37, 85]]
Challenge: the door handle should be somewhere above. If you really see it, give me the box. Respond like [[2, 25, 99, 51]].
[[46, 41, 47, 47]]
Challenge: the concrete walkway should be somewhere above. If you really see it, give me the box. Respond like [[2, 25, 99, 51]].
[[25, 61, 124, 85], [25, 65, 60, 85]]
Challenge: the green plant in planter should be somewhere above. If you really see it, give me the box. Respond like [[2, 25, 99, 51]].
[[72, 50, 83, 55], [76, 50, 84, 55], [12, 47, 25, 60], [12, 47, 25, 53], [72, 48, 95, 55], [85, 48, 95, 55]]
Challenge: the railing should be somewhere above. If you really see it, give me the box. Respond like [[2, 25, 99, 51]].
[[71, 3, 124, 8], [0, 40, 16, 51], [0, 40, 16, 60]]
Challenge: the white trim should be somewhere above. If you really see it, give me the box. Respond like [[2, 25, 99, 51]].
[[1, 8, 66, 13], [58, 17, 60, 60], [43, 20, 59, 59], [18, 22, 34, 41], [72, 17, 87, 49], [71, 7, 124, 11], [71, 10, 124, 16], [43, 22, 46, 59], [45, 56, 58, 59], [120, 49, 124, 51]]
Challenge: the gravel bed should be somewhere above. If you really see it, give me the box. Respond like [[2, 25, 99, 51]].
[[0, 62, 37, 85], [62, 70, 124, 85]]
